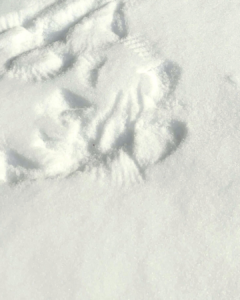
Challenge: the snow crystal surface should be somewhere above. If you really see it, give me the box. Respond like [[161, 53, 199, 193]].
[[0, 0, 240, 299]]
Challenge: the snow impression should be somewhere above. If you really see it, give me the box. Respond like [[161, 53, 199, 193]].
[[0, 0, 186, 185]]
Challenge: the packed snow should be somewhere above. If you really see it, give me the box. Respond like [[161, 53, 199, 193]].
[[0, 0, 240, 299]]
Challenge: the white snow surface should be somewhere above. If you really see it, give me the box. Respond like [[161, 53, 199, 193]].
[[0, 0, 240, 299]]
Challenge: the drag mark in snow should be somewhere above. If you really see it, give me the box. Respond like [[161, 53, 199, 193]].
[[0, 0, 128, 81]]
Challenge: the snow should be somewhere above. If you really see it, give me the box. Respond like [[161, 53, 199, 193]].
[[0, 0, 240, 299]]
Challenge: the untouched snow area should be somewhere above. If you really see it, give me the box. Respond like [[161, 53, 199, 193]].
[[0, 0, 240, 298]]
